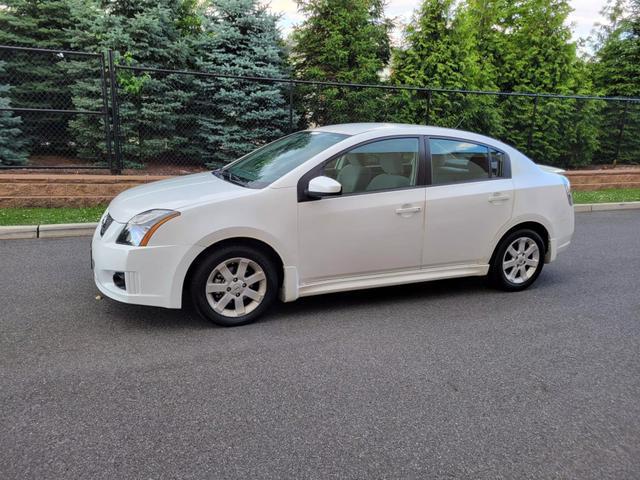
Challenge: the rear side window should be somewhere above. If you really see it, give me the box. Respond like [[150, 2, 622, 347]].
[[430, 139, 490, 185], [490, 148, 507, 177]]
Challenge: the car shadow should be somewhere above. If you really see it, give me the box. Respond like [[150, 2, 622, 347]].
[[99, 268, 564, 331], [102, 300, 212, 330], [275, 276, 490, 317]]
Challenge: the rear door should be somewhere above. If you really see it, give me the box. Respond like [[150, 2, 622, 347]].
[[423, 137, 514, 267]]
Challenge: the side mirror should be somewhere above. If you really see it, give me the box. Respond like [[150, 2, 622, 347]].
[[307, 176, 342, 198]]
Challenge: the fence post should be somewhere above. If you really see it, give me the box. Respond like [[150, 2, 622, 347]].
[[98, 53, 114, 174], [613, 101, 628, 168], [288, 81, 294, 133], [425, 90, 432, 125], [527, 95, 538, 152], [108, 50, 123, 174]]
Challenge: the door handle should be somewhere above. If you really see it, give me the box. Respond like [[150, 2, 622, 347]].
[[488, 193, 510, 204], [395, 205, 422, 215]]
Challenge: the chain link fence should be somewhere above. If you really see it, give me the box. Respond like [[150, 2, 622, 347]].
[[1, 45, 639, 174], [0, 45, 113, 170]]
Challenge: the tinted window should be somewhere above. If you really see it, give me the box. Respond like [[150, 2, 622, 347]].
[[430, 139, 490, 185], [221, 131, 348, 189], [323, 138, 420, 194]]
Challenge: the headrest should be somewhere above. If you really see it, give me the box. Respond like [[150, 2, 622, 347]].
[[380, 156, 402, 175], [344, 154, 361, 167], [469, 155, 489, 173]]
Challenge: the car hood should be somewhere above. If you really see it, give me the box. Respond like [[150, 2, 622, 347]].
[[108, 172, 248, 222]]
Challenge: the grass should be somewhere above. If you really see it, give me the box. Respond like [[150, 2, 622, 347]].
[[0, 205, 106, 226], [572, 188, 640, 204], [0, 189, 639, 226]]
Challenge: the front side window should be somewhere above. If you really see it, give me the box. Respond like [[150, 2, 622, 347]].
[[430, 138, 491, 185], [322, 138, 420, 194], [219, 131, 348, 189]]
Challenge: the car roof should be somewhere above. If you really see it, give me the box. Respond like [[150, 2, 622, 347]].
[[312, 123, 424, 135], [311, 123, 514, 152]]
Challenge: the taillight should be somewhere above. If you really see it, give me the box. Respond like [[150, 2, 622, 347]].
[[562, 176, 573, 206]]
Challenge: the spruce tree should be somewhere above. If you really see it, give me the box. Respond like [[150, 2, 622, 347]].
[[69, 0, 199, 167], [0, 0, 78, 158], [0, 61, 28, 165], [291, 0, 392, 125], [193, 0, 291, 166]]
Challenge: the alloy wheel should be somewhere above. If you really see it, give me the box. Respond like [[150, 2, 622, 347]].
[[502, 237, 540, 285], [205, 257, 267, 317]]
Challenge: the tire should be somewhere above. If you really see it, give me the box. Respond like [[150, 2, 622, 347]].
[[489, 229, 545, 291], [190, 245, 279, 327]]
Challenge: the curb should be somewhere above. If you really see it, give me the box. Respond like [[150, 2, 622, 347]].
[[0, 222, 98, 240], [0, 225, 38, 239], [573, 201, 640, 213], [1, 202, 639, 240], [39, 222, 98, 238]]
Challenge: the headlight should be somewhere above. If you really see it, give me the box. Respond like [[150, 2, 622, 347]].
[[116, 209, 180, 246]]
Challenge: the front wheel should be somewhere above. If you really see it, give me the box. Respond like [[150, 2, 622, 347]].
[[190, 246, 278, 327], [489, 229, 545, 291]]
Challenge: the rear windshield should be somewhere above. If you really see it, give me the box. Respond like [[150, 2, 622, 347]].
[[217, 131, 348, 189]]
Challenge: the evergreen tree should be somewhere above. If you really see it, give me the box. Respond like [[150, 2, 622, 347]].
[[193, 0, 291, 166], [69, 0, 199, 167], [455, 0, 596, 166], [0, 61, 28, 165], [592, 0, 640, 165], [291, 0, 392, 125], [391, 0, 497, 132], [0, 0, 78, 158], [391, 0, 598, 166], [480, 0, 598, 166]]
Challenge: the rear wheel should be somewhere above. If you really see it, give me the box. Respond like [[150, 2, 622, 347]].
[[490, 229, 545, 291], [190, 246, 278, 326]]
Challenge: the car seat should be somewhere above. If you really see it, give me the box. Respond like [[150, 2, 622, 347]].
[[337, 154, 372, 193], [366, 156, 410, 191]]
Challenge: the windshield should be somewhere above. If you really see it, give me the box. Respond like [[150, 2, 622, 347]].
[[216, 131, 348, 189]]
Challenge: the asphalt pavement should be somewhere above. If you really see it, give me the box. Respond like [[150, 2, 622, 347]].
[[1, 211, 639, 479]]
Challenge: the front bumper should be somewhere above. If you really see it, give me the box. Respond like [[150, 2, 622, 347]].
[[91, 222, 203, 309]]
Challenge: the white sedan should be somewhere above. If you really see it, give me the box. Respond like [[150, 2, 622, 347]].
[[92, 123, 574, 326]]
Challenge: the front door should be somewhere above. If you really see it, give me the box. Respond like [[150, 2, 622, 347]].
[[297, 137, 426, 283]]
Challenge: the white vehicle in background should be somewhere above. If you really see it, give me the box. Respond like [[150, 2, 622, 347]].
[[92, 123, 574, 326]]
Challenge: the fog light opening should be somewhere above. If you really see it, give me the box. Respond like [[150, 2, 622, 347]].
[[113, 272, 126, 290]]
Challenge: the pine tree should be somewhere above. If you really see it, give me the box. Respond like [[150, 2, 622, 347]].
[[0, 0, 78, 159], [193, 0, 291, 166], [0, 61, 28, 165], [291, 0, 392, 125]]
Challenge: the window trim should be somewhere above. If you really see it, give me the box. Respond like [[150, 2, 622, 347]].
[[297, 135, 427, 202], [426, 135, 512, 187]]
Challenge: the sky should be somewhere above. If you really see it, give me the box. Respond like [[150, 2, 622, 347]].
[[270, 0, 608, 46]]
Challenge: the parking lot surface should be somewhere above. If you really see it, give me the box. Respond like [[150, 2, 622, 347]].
[[1, 210, 639, 479]]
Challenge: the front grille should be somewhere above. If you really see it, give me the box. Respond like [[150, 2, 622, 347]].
[[100, 213, 113, 237]]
